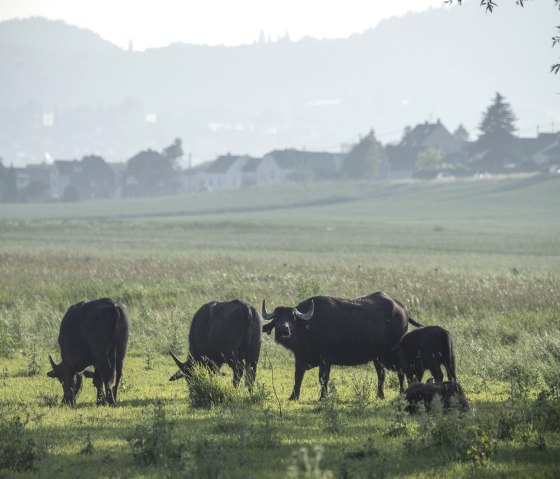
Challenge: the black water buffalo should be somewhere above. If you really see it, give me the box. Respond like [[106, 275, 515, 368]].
[[375, 325, 456, 394], [169, 299, 261, 390], [47, 298, 129, 406], [404, 380, 469, 413], [261, 291, 422, 400]]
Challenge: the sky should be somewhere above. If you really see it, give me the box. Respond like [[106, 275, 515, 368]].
[[0, 0, 445, 50]]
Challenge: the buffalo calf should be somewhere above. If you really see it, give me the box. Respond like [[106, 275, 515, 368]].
[[47, 298, 129, 406], [376, 325, 456, 395], [404, 381, 469, 413]]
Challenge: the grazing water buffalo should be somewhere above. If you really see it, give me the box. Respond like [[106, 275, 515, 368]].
[[169, 300, 261, 390], [375, 325, 456, 394], [404, 380, 469, 413], [261, 292, 422, 400], [47, 298, 129, 406]]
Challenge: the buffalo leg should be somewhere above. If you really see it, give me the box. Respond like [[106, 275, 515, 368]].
[[431, 366, 444, 383], [373, 360, 386, 399], [289, 361, 306, 401], [95, 358, 116, 406], [244, 361, 256, 391], [93, 370, 105, 406], [319, 360, 332, 400], [397, 370, 406, 395]]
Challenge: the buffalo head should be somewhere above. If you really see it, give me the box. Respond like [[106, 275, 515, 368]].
[[46, 354, 95, 405], [168, 351, 195, 381], [261, 299, 314, 346]]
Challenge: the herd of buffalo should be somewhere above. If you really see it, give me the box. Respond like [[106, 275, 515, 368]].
[[46, 292, 469, 413]]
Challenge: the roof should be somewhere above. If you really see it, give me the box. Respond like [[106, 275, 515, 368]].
[[241, 157, 260, 173], [399, 120, 450, 148], [206, 155, 245, 174], [53, 159, 79, 175], [264, 149, 343, 176]]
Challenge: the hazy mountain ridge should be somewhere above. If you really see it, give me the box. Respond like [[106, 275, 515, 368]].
[[0, 4, 557, 165]]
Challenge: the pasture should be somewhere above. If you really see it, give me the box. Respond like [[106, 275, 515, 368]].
[[0, 174, 559, 478]]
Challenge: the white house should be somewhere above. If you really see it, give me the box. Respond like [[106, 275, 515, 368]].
[[204, 154, 250, 191]]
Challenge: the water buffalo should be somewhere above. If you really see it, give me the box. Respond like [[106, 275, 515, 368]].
[[261, 291, 422, 400], [47, 298, 129, 406], [375, 325, 456, 394], [169, 299, 261, 390], [404, 380, 469, 413]]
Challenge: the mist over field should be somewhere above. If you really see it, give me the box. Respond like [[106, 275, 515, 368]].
[[0, 1, 560, 478], [0, 1, 557, 166]]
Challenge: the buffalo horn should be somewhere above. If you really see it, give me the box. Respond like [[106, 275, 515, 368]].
[[295, 300, 314, 321], [48, 354, 58, 370], [169, 350, 185, 370], [261, 300, 275, 321]]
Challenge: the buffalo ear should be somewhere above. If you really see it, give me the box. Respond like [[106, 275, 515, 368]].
[[47, 370, 57, 378], [83, 369, 95, 379], [169, 370, 186, 381], [262, 323, 274, 335]]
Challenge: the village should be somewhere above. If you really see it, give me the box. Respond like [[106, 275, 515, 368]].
[[1, 112, 559, 203]]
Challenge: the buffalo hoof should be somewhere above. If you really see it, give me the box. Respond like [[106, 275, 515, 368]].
[[288, 393, 299, 401]]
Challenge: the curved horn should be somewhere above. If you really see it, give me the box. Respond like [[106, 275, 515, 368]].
[[295, 300, 314, 321], [261, 300, 275, 321], [169, 351, 185, 370], [48, 354, 58, 370]]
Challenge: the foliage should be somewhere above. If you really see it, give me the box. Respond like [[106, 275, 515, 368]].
[[127, 400, 177, 466], [478, 92, 517, 140], [188, 365, 234, 409], [0, 413, 41, 472], [341, 130, 382, 179], [415, 147, 444, 172]]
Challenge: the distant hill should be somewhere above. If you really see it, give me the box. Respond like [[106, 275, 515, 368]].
[[0, 4, 557, 166]]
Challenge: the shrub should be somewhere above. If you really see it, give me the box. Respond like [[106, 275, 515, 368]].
[[127, 400, 176, 466], [316, 384, 343, 434], [188, 365, 234, 409], [0, 415, 41, 472]]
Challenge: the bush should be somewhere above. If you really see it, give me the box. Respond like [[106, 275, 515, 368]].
[[127, 400, 177, 466], [188, 366, 234, 409], [0, 415, 41, 472]]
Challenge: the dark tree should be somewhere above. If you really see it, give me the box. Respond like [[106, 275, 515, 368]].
[[342, 130, 382, 179], [479, 92, 517, 141], [163, 138, 184, 163], [475, 92, 519, 171], [124, 142, 181, 197], [446, 0, 560, 73]]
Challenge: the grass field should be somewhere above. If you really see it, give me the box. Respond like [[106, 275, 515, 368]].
[[0, 174, 559, 478]]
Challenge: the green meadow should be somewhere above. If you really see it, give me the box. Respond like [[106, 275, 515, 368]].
[[0, 174, 559, 478]]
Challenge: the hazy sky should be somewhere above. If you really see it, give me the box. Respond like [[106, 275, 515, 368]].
[[0, 0, 445, 50]]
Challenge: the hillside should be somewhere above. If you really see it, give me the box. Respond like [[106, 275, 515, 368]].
[[0, 4, 557, 165]]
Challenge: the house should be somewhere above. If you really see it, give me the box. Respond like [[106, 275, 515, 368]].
[[383, 120, 465, 179], [204, 154, 252, 191], [51, 156, 116, 201], [179, 161, 212, 193], [399, 119, 464, 153], [383, 146, 418, 180], [16, 163, 51, 201], [50, 160, 80, 200], [515, 132, 560, 169], [256, 149, 345, 186], [241, 157, 261, 187]]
